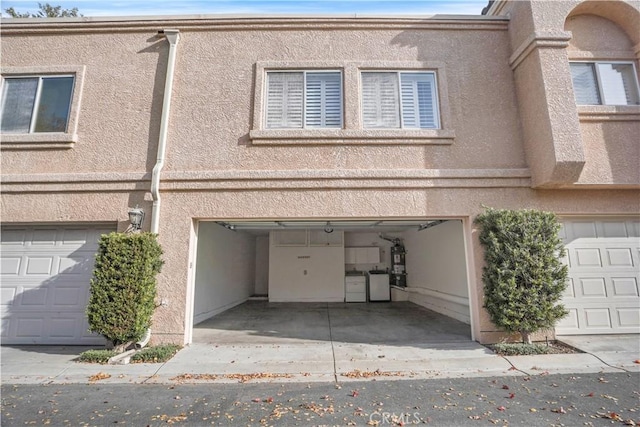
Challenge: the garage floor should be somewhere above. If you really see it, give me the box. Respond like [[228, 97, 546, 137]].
[[185, 301, 508, 379], [193, 301, 471, 346]]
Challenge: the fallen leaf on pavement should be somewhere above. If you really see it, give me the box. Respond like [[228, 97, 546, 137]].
[[88, 372, 111, 382]]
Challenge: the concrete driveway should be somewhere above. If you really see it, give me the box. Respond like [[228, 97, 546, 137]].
[[1, 302, 638, 384]]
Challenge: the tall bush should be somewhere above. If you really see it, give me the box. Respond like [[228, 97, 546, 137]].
[[475, 208, 569, 344], [87, 232, 163, 352]]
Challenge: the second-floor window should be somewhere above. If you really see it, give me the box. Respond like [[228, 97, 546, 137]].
[[1, 75, 75, 133], [570, 62, 640, 106], [361, 71, 440, 129], [265, 71, 342, 129]]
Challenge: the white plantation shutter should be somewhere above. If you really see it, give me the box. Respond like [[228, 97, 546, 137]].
[[266, 72, 303, 129], [362, 72, 400, 128], [598, 63, 640, 105], [305, 72, 342, 128], [400, 73, 438, 129]]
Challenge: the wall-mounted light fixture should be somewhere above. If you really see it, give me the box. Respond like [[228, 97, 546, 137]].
[[128, 206, 145, 232]]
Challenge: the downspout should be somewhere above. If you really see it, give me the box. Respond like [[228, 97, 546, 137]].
[[150, 29, 180, 234]]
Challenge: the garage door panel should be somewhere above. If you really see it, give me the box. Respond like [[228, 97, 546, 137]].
[[52, 286, 84, 307], [14, 316, 46, 338], [1, 224, 113, 345], [20, 288, 48, 306], [25, 256, 55, 275], [583, 308, 612, 329], [1, 257, 21, 275], [58, 255, 96, 275], [617, 308, 640, 328], [558, 218, 640, 335], [31, 229, 58, 245], [1, 229, 27, 245], [557, 309, 579, 329], [563, 278, 576, 298], [606, 248, 634, 267], [573, 247, 602, 267], [611, 278, 639, 297], [601, 221, 628, 237], [579, 278, 607, 297]]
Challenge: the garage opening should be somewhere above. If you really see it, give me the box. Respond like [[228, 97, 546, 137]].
[[190, 219, 472, 345]]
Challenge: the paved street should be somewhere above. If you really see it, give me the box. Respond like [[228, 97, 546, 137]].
[[2, 372, 639, 426]]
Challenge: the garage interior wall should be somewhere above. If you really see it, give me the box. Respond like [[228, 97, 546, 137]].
[[254, 235, 269, 296], [193, 222, 256, 324], [404, 220, 470, 324]]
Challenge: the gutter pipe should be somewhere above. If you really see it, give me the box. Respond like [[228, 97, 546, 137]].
[[150, 29, 180, 234]]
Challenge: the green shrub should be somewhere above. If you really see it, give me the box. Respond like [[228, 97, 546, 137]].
[[78, 349, 117, 364], [130, 344, 181, 363], [87, 232, 164, 352], [475, 208, 569, 344], [491, 343, 552, 356]]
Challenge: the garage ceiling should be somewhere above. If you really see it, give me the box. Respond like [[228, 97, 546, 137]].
[[214, 219, 450, 234]]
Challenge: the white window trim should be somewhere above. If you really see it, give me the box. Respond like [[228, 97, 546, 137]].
[[1, 65, 85, 149], [251, 61, 453, 146], [570, 60, 640, 106]]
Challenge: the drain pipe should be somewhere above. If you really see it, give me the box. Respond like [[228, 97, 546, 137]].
[[150, 29, 180, 234], [135, 328, 152, 349]]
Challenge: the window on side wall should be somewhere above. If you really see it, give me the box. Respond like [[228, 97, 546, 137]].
[[570, 62, 640, 106], [265, 71, 342, 129], [361, 71, 440, 129], [1, 75, 75, 133]]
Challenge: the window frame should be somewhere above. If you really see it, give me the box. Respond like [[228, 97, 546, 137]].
[[360, 70, 441, 130], [0, 65, 85, 149], [264, 70, 343, 130], [569, 60, 640, 106], [1, 74, 75, 134], [251, 61, 453, 146]]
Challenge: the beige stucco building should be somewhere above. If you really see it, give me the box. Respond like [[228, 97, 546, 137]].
[[1, 0, 639, 346]]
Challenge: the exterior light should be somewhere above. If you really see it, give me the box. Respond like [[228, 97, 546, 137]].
[[128, 206, 145, 232]]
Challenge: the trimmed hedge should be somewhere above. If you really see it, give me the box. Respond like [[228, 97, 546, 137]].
[[475, 208, 568, 344], [87, 232, 163, 351]]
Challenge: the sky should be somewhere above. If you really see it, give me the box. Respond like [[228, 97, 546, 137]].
[[1, 0, 490, 17]]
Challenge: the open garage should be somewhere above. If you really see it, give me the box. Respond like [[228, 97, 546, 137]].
[[188, 219, 474, 345]]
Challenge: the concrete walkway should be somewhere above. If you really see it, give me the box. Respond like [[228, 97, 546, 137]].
[[1, 302, 638, 384]]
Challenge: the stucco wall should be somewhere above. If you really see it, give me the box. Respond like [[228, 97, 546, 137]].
[[193, 222, 256, 324]]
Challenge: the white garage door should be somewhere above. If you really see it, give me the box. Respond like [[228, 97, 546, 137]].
[[1, 224, 114, 345], [556, 218, 640, 335]]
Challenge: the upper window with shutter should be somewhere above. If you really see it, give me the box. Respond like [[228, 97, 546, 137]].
[[265, 71, 342, 129], [570, 62, 640, 106], [361, 71, 439, 129]]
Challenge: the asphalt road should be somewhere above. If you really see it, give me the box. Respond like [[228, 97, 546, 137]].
[[2, 372, 639, 426]]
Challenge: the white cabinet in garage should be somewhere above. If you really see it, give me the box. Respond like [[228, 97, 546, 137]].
[[555, 219, 640, 335], [344, 247, 380, 265], [1, 224, 114, 345]]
